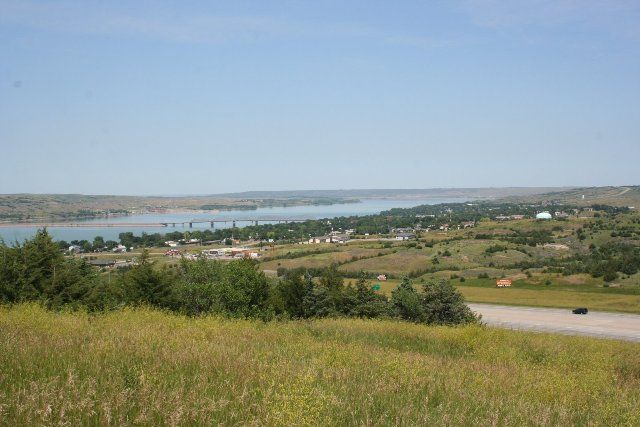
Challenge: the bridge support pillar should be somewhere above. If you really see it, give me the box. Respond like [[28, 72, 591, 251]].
[[189, 222, 193, 228], [210, 221, 214, 228], [232, 220, 236, 228]]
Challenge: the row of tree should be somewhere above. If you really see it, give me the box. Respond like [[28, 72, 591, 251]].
[[0, 230, 479, 325]]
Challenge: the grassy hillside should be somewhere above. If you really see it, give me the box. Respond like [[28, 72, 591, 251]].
[[1, 305, 639, 425], [501, 185, 640, 207], [212, 187, 567, 200]]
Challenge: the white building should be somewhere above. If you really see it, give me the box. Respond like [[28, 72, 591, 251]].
[[395, 233, 416, 240], [309, 234, 349, 244], [536, 212, 552, 220]]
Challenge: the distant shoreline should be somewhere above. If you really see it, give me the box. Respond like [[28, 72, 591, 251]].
[[0, 222, 167, 228], [0, 199, 364, 226]]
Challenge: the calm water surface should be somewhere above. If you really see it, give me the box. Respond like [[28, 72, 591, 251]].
[[0, 198, 469, 242]]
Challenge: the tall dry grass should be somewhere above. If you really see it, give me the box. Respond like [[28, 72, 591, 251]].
[[0, 304, 639, 425]]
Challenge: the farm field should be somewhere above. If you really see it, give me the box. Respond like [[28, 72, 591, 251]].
[[339, 249, 434, 274], [260, 247, 385, 271], [458, 286, 640, 313], [1, 304, 639, 425]]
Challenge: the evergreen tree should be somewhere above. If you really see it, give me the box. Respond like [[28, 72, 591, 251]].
[[351, 271, 390, 318], [121, 249, 173, 308], [391, 277, 424, 322], [277, 269, 309, 318], [421, 280, 479, 325]]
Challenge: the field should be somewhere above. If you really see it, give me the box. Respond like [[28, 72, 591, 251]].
[[503, 186, 640, 208], [456, 286, 640, 313], [260, 247, 386, 271], [1, 305, 639, 425], [345, 274, 640, 314]]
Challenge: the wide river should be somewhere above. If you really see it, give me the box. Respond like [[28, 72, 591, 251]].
[[0, 198, 470, 242]]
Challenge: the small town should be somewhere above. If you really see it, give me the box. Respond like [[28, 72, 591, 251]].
[[1, 1, 639, 425]]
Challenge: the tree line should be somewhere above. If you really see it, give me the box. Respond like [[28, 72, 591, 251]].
[[0, 230, 479, 325], [56, 200, 609, 250]]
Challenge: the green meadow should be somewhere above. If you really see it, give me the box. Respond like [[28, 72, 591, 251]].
[[1, 304, 639, 425]]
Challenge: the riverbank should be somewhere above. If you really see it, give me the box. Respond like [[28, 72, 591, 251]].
[[0, 194, 361, 225], [0, 197, 468, 242]]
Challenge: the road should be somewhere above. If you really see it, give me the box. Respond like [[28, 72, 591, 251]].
[[615, 186, 631, 197], [469, 303, 640, 342]]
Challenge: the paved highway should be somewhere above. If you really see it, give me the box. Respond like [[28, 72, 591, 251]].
[[468, 303, 640, 342]]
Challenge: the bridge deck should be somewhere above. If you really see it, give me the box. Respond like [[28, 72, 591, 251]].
[[1, 218, 309, 228]]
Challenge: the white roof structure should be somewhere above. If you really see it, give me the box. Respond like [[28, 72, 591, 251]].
[[536, 212, 552, 219]]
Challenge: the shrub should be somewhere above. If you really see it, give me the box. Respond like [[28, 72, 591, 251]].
[[421, 280, 480, 325]]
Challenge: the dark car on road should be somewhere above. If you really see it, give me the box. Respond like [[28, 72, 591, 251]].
[[572, 307, 588, 314]]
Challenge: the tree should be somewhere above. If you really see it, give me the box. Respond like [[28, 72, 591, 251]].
[[173, 258, 270, 317], [351, 272, 390, 318], [0, 229, 97, 308], [21, 229, 65, 298], [391, 277, 424, 322], [314, 265, 352, 316], [83, 279, 124, 312], [221, 259, 270, 315], [0, 241, 20, 302], [121, 250, 173, 308], [277, 269, 309, 318], [301, 271, 319, 318], [420, 280, 479, 325], [92, 236, 105, 250]]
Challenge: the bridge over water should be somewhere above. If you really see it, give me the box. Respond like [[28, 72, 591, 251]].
[[159, 218, 309, 228], [2, 218, 310, 229]]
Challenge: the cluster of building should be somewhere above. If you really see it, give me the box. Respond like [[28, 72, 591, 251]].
[[164, 238, 202, 247], [68, 244, 129, 254], [494, 209, 580, 221], [163, 247, 260, 260], [200, 247, 260, 260], [307, 229, 354, 244], [304, 221, 479, 244], [87, 259, 136, 269]]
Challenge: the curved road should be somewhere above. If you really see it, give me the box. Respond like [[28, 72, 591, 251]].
[[469, 303, 640, 342]]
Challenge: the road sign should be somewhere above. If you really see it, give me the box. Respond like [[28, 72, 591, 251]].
[[372, 284, 381, 291]]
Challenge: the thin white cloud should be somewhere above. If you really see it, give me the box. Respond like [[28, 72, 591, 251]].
[[0, 0, 292, 43], [0, 0, 460, 49], [384, 34, 459, 49], [457, 0, 640, 41]]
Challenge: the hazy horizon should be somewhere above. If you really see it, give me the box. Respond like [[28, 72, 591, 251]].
[[1, 1, 639, 194], [0, 184, 584, 197]]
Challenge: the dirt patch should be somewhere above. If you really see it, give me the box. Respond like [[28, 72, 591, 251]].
[[543, 243, 570, 250], [560, 274, 588, 285]]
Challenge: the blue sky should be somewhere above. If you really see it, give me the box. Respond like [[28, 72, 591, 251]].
[[1, 0, 639, 195]]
